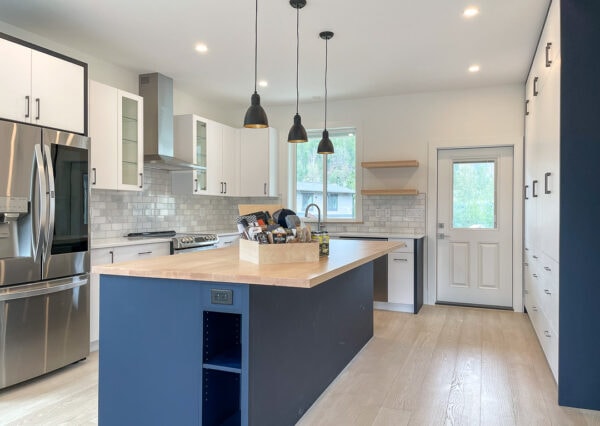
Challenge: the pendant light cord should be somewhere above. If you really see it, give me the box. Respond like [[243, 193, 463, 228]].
[[295, 7, 300, 114], [324, 37, 328, 130], [254, 0, 258, 93]]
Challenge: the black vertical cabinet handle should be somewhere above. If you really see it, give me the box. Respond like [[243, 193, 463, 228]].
[[264, 183, 267, 195], [533, 77, 539, 96], [92, 168, 97, 185], [194, 178, 198, 193], [544, 172, 552, 194], [35, 98, 41, 120], [224, 182, 227, 194], [545, 42, 552, 67], [524, 185, 529, 200], [525, 99, 530, 116], [139, 173, 143, 189], [532, 180, 538, 197], [25, 95, 30, 118]]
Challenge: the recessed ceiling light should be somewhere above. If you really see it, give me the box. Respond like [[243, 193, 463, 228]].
[[195, 43, 208, 53], [463, 7, 479, 18], [258, 80, 268, 88], [469, 64, 481, 73]]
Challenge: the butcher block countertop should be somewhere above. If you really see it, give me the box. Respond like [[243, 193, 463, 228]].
[[93, 239, 401, 288]]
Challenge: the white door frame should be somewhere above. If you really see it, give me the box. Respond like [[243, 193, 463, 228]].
[[426, 137, 523, 312]]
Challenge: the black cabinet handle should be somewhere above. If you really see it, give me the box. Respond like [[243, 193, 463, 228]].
[[545, 42, 552, 67], [25, 95, 30, 118], [544, 172, 551, 194], [524, 185, 529, 200], [532, 180, 538, 197], [525, 99, 530, 116], [92, 167, 97, 185], [224, 182, 227, 194], [264, 183, 267, 195], [35, 98, 40, 120], [194, 178, 198, 193], [533, 77, 539, 96], [109, 250, 114, 264], [139, 172, 143, 189]]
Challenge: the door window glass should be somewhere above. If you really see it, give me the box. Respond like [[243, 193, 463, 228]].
[[452, 160, 496, 229]]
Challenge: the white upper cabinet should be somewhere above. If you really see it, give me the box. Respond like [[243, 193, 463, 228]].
[[89, 80, 144, 191], [0, 36, 85, 134], [172, 114, 240, 196], [240, 128, 278, 197]]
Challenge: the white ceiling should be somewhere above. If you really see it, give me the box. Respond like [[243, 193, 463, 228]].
[[0, 0, 550, 108]]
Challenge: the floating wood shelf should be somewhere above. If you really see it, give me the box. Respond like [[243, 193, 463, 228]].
[[361, 160, 419, 168], [360, 189, 419, 196]]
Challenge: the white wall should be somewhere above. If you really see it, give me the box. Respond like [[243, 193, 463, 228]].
[[0, 20, 240, 125], [237, 85, 524, 205]]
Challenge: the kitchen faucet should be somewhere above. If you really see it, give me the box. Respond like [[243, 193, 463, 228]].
[[304, 203, 321, 232]]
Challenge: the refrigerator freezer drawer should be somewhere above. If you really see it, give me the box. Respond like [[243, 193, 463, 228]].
[[0, 275, 90, 389]]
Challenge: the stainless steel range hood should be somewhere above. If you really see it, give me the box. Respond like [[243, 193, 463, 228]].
[[139, 73, 202, 171]]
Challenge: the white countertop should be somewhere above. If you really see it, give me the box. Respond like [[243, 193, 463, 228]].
[[332, 232, 425, 239], [91, 231, 240, 250], [91, 236, 173, 249]]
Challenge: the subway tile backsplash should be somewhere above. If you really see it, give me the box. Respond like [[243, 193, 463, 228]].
[[90, 168, 425, 239], [323, 194, 426, 236], [90, 168, 280, 239]]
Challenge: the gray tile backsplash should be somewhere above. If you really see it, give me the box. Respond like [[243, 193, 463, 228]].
[[323, 194, 426, 235], [90, 168, 425, 239], [90, 168, 280, 239]]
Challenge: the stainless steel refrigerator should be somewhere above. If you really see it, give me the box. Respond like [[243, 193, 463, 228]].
[[0, 120, 90, 389]]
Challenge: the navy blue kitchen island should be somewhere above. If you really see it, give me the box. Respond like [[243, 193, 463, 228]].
[[95, 239, 400, 426]]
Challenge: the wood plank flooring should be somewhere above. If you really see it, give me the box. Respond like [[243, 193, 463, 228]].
[[1, 305, 599, 425]]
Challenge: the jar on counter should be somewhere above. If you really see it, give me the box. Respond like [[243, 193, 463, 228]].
[[311, 231, 330, 256]]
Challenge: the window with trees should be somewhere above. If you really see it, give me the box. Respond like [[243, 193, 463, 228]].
[[295, 128, 357, 220]]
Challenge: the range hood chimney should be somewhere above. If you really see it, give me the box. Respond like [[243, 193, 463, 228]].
[[139, 73, 201, 171]]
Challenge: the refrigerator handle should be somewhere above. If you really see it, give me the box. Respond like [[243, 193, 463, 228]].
[[0, 275, 88, 302], [33, 145, 47, 261], [43, 144, 56, 252]]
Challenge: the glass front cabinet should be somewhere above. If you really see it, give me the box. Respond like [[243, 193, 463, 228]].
[[117, 91, 143, 191], [172, 114, 213, 195], [89, 80, 144, 191]]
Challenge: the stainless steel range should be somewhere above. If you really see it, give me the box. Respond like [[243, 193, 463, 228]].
[[127, 231, 220, 254], [171, 233, 220, 253]]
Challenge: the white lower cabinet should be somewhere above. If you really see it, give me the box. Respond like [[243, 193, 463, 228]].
[[90, 241, 171, 346], [387, 238, 414, 305], [524, 246, 559, 381]]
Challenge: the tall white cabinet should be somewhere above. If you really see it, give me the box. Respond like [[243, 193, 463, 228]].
[[523, 0, 560, 381], [0, 36, 86, 134], [89, 80, 144, 191]]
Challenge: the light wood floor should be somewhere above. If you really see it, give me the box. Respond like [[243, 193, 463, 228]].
[[1, 305, 599, 425]]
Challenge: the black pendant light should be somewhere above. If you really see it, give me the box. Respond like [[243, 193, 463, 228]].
[[244, 0, 268, 128], [287, 0, 308, 143], [317, 31, 334, 154]]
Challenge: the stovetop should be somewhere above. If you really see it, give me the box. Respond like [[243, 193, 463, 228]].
[[126, 230, 219, 249]]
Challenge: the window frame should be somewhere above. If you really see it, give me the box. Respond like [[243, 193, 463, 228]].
[[288, 124, 363, 223]]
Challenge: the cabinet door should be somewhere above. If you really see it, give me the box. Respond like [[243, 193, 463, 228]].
[[117, 91, 144, 191], [0, 38, 32, 123], [206, 120, 223, 195], [240, 128, 270, 196], [31, 50, 85, 134], [113, 242, 171, 263], [89, 80, 119, 189], [221, 125, 240, 196], [90, 248, 115, 344], [388, 252, 414, 305]]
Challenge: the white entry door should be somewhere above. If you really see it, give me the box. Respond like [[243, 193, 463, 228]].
[[436, 147, 513, 308]]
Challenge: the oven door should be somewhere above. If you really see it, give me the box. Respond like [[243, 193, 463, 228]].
[[172, 244, 217, 254]]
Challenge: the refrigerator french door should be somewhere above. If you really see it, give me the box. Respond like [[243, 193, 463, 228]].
[[0, 120, 90, 389]]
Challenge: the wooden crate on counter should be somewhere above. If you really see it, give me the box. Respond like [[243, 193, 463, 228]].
[[239, 239, 320, 264]]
